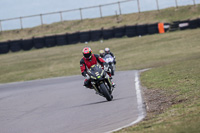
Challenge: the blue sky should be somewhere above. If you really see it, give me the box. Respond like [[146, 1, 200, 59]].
[[0, 0, 128, 19]]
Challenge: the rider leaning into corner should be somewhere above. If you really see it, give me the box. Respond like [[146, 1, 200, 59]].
[[104, 47, 116, 65], [80, 47, 115, 89]]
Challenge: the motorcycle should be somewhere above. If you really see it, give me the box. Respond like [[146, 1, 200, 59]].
[[103, 54, 115, 76], [87, 64, 113, 101]]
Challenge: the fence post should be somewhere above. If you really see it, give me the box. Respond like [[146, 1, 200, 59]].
[[79, 8, 83, 20], [60, 11, 63, 22], [99, 5, 102, 18], [118, 2, 122, 15], [175, 0, 178, 8], [137, 0, 141, 13], [156, 0, 160, 11], [20, 17, 23, 29], [40, 14, 43, 25], [0, 20, 2, 32], [193, 0, 196, 6]]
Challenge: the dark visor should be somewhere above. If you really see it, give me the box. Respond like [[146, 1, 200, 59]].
[[84, 53, 91, 58]]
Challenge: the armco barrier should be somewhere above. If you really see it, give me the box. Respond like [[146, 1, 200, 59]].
[[102, 28, 114, 40], [136, 24, 148, 36], [114, 26, 125, 38], [91, 29, 102, 41], [45, 35, 56, 47], [67, 32, 80, 44], [189, 19, 200, 29], [80, 31, 91, 43], [125, 25, 137, 37], [0, 41, 9, 54], [9, 40, 22, 52], [21, 39, 33, 51], [56, 34, 68, 46], [148, 23, 158, 34], [179, 20, 189, 30], [33, 37, 45, 49]]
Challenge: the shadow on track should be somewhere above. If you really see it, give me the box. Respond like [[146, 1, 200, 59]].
[[65, 95, 134, 110]]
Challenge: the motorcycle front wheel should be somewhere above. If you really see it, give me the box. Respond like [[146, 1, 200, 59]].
[[99, 83, 113, 101]]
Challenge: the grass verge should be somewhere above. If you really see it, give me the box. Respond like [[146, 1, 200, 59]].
[[116, 52, 200, 133]]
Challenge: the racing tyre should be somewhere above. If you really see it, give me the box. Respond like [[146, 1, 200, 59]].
[[100, 83, 113, 101]]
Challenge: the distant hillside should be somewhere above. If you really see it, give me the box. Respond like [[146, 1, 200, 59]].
[[0, 4, 199, 42]]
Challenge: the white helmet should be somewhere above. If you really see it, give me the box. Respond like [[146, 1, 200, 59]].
[[105, 47, 110, 54]]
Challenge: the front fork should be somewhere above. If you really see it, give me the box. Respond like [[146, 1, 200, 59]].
[[91, 81, 104, 97], [105, 73, 113, 92], [91, 73, 112, 95]]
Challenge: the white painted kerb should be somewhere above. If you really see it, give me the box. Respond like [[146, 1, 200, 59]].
[[106, 71, 146, 133]]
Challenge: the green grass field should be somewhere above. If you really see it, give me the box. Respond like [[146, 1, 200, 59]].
[[0, 4, 200, 133]]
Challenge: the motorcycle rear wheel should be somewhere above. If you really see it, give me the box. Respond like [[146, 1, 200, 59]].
[[100, 83, 113, 101]]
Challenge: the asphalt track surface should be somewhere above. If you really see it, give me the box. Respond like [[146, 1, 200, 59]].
[[0, 70, 145, 133]]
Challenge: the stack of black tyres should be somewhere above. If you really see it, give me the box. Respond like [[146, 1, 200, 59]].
[[56, 34, 68, 46], [170, 21, 180, 31], [9, 40, 22, 52], [91, 29, 102, 41], [45, 35, 56, 47], [80, 31, 91, 43], [67, 32, 80, 44], [179, 20, 189, 30], [164, 23, 170, 32], [125, 25, 137, 37], [147, 23, 158, 34], [22, 38, 34, 51], [189, 19, 200, 29], [102, 28, 114, 40], [33, 37, 45, 49], [136, 24, 148, 36], [114, 26, 125, 38], [0, 41, 9, 54]]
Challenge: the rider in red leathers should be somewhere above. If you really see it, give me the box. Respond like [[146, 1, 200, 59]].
[[80, 47, 115, 89]]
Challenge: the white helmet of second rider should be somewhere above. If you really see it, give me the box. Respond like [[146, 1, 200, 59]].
[[105, 47, 110, 54]]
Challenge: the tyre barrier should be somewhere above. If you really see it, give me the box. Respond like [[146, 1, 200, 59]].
[[80, 31, 91, 43], [9, 40, 22, 52], [125, 25, 137, 37], [189, 19, 200, 29], [102, 28, 114, 40], [114, 26, 125, 38], [179, 20, 189, 30], [67, 32, 80, 44], [45, 35, 56, 47], [56, 34, 68, 46], [170, 21, 180, 31], [21, 39, 34, 51], [1, 17, 200, 55], [148, 23, 158, 34], [136, 24, 148, 36], [33, 37, 45, 49], [0, 41, 9, 54], [91, 29, 102, 41], [164, 23, 170, 32]]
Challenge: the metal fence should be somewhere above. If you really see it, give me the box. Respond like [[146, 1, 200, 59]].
[[0, 0, 199, 31]]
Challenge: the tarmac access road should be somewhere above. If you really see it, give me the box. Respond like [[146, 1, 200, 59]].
[[0, 70, 145, 133]]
